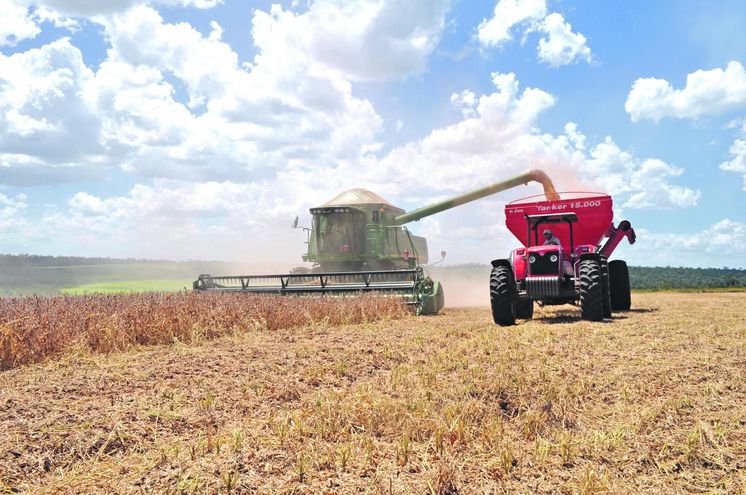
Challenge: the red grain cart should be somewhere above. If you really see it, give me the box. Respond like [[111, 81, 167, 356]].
[[490, 192, 636, 325]]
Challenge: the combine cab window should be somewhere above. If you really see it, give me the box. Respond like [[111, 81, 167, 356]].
[[318, 211, 365, 255]]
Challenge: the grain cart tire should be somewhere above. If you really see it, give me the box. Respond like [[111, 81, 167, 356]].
[[609, 260, 631, 311], [490, 266, 516, 326], [515, 299, 534, 320], [579, 259, 604, 321], [599, 257, 612, 319]]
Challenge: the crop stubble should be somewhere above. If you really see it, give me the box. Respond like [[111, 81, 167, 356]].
[[0, 292, 744, 494]]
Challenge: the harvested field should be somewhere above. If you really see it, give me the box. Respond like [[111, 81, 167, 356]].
[[0, 292, 744, 494], [0, 293, 407, 370]]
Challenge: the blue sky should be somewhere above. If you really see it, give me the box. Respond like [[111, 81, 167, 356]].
[[1, 0, 745, 267]]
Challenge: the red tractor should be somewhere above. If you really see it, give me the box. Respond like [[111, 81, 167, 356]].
[[490, 192, 636, 325]]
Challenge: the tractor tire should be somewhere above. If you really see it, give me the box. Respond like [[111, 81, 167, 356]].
[[609, 260, 631, 311], [579, 259, 604, 321], [490, 265, 516, 326], [599, 257, 612, 318], [515, 299, 534, 320]]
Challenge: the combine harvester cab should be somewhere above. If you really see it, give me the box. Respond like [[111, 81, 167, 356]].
[[490, 192, 636, 325]]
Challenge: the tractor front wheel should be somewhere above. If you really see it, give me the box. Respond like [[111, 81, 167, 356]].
[[609, 260, 631, 311], [579, 259, 604, 321], [490, 265, 516, 326]]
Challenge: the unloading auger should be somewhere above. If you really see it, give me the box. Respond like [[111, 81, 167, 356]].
[[194, 169, 559, 315]]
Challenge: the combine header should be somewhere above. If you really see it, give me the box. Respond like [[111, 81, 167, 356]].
[[195, 170, 560, 315], [490, 192, 636, 325]]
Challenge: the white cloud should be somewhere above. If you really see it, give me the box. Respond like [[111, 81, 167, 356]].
[[477, 1, 591, 67], [477, 0, 546, 48], [43, 180, 308, 260], [537, 13, 591, 68], [626, 61, 746, 122], [30, 0, 221, 16], [0, 192, 28, 232], [583, 137, 700, 209], [0, 38, 108, 185], [0, 0, 41, 46], [252, 1, 451, 82], [628, 219, 746, 267], [720, 123, 746, 189], [2, 2, 418, 185]]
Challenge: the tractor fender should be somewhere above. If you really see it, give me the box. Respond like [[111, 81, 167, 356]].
[[491, 259, 513, 270], [578, 252, 602, 263], [574, 252, 601, 273]]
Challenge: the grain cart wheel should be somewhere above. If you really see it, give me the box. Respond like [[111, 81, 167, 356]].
[[609, 260, 631, 311], [579, 259, 604, 321], [599, 257, 612, 319], [490, 265, 516, 326], [515, 299, 534, 320]]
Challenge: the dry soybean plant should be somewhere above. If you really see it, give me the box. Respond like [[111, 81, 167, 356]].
[[0, 292, 408, 370]]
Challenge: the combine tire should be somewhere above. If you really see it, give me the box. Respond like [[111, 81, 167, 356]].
[[490, 265, 516, 326], [609, 260, 631, 311], [579, 259, 604, 321], [515, 299, 534, 320], [599, 257, 612, 318]]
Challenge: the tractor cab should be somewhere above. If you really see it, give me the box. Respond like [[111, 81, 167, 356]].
[[523, 213, 579, 278]]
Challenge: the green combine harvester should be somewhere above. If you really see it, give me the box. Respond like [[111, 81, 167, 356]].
[[194, 169, 559, 315]]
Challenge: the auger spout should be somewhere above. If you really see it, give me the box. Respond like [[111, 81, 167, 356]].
[[393, 169, 559, 225]]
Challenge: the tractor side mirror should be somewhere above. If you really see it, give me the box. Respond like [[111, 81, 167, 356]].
[[440, 251, 447, 260], [292, 216, 299, 229]]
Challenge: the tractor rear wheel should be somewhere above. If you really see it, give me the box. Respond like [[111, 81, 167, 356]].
[[515, 299, 534, 320], [579, 259, 604, 321], [599, 257, 612, 318], [490, 265, 516, 326], [609, 260, 631, 311]]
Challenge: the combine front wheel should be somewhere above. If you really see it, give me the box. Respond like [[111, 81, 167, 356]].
[[579, 259, 604, 321], [490, 265, 516, 326], [609, 260, 631, 311]]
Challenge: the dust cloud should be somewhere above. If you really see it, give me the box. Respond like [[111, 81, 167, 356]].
[[429, 265, 492, 308]]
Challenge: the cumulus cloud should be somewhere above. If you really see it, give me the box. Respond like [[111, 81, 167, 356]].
[[256, 1, 451, 82], [0, 192, 28, 232], [537, 13, 591, 67], [720, 123, 746, 189], [42, 180, 308, 260], [477, 0, 546, 48], [3, 2, 426, 184], [29, 0, 220, 16], [583, 137, 700, 209], [626, 61, 746, 122], [477, 0, 591, 67], [633, 219, 746, 266], [0, 0, 41, 46], [0, 38, 109, 185]]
